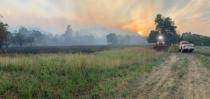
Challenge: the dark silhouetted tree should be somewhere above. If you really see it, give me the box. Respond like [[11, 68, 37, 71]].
[[14, 32, 25, 47], [65, 25, 72, 35], [147, 30, 159, 43], [12, 27, 37, 47], [162, 17, 179, 44], [62, 25, 72, 40], [106, 33, 118, 45], [148, 14, 179, 45], [4, 32, 12, 48], [31, 30, 44, 40], [155, 14, 164, 32], [0, 21, 10, 48]]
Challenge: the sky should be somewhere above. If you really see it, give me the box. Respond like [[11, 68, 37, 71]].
[[0, 0, 210, 37]]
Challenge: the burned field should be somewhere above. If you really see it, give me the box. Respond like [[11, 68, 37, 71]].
[[0, 45, 144, 54], [0, 46, 111, 54]]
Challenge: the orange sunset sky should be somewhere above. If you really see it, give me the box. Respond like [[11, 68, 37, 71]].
[[0, 0, 210, 37]]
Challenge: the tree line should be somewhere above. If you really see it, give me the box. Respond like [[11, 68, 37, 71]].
[[147, 14, 210, 46], [181, 32, 210, 46], [0, 21, 10, 48], [0, 23, 46, 48], [106, 33, 145, 45], [0, 20, 106, 48]]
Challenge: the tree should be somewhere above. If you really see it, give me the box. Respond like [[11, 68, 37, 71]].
[[181, 33, 210, 46], [4, 32, 12, 48], [162, 17, 179, 44], [155, 14, 164, 32], [148, 14, 179, 45], [62, 25, 72, 40], [0, 21, 10, 48], [25, 36, 35, 47], [18, 26, 29, 34], [65, 25, 72, 35], [147, 30, 159, 43], [11, 27, 37, 47], [106, 33, 118, 45], [14, 32, 25, 47], [31, 30, 44, 40]]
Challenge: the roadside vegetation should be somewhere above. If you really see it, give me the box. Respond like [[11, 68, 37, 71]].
[[197, 54, 210, 68], [195, 46, 210, 56], [181, 33, 210, 46], [195, 46, 210, 68], [0, 47, 168, 98]]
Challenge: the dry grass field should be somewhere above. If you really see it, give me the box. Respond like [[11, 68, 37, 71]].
[[0, 46, 210, 99], [0, 46, 167, 98]]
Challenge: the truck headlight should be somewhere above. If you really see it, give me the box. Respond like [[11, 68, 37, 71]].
[[158, 35, 164, 41]]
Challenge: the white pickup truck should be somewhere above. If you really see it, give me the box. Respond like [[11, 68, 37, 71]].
[[179, 41, 194, 53]]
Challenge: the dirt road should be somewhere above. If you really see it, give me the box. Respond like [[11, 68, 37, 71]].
[[134, 53, 210, 99]]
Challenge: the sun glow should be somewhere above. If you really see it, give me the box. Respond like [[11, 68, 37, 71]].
[[137, 31, 143, 36]]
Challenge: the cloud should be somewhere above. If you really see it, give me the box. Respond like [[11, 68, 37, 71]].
[[0, 0, 210, 36]]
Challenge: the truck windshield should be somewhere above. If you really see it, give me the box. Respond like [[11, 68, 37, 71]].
[[182, 42, 190, 44]]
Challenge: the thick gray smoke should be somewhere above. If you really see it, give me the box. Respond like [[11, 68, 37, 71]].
[[7, 25, 147, 48]]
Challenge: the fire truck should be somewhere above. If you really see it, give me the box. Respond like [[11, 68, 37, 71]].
[[154, 34, 168, 50]]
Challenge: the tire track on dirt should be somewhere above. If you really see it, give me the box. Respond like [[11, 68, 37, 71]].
[[135, 54, 179, 99], [134, 53, 210, 99], [182, 55, 210, 99]]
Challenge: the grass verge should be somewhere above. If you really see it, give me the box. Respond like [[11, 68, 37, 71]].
[[0, 47, 167, 98]]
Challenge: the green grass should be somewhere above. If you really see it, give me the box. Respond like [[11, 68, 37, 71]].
[[195, 46, 210, 68], [171, 54, 188, 79], [196, 54, 210, 68], [0, 47, 168, 99], [195, 46, 210, 56]]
